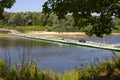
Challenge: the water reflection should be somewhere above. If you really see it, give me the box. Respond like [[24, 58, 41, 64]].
[[0, 36, 119, 73]]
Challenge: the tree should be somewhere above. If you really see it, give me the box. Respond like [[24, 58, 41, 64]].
[[42, 0, 120, 37], [0, 0, 15, 19]]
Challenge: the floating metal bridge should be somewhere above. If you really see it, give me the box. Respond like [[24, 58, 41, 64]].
[[0, 28, 120, 52], [12, 33, 120, 52]]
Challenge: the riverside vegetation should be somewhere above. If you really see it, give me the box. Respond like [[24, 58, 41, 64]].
[[0, 12, 120, 33], [0, 55, 120, 80]]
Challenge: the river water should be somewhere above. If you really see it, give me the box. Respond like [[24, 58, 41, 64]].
[[0, 36, 120, 73]]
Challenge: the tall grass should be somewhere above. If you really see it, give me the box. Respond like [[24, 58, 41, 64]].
[[15, 26, 46, 32], [0, 56, 120, 80], [0, 31, 9, 34]]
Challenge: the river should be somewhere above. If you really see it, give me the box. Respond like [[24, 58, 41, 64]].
[[0, 36, 120, 73]]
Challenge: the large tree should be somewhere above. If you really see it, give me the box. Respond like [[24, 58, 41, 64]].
[[0, 0, 15, 19], [43, 0, 120, 37]]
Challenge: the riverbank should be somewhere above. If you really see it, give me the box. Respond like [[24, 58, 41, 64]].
[[0, 34, 11, 37], [0, 57, 120, 80], [111, 33, 120, 36], [25, 31, 88, 39], [24, 31, 120, 39], [0, 33, 17, 38], [26, 31, 120, 36], [0, 31, 120, 38]]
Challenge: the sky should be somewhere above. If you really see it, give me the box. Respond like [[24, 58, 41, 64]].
[[5, 0, 47, 12]]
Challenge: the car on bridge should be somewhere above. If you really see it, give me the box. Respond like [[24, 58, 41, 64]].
[[78, 39, 86, 43]]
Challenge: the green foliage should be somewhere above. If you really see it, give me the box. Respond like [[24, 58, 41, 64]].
[[0, 12, 120, 33], [0, 0, 15, 19], [0, 57, 120, 80], [0, 60, 8, 78], [1, 12, 78, 32], [112, 18, 120, 33], [0, 31, 8, 34], [15, 26, 46, 32], [43, 0, 120, 37]]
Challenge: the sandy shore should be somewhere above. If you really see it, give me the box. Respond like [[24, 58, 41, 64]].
[[25, 31, 89, 39], [0, 34, 12, 37], [0, 31, 120, 39], [110, 33, 120, 36], [25, 31, 120, 38], [0, 34, 19, 38]]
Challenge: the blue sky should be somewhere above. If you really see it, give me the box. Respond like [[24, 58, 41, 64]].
[[5, 0, 47, 12]]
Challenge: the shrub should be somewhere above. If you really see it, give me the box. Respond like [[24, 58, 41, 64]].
[[0, 57, 120, 80]]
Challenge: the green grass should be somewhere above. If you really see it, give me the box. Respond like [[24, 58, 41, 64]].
[[0, 57, 120, 80], [0, 31, 8, 34], [15, 26, 46, 33]]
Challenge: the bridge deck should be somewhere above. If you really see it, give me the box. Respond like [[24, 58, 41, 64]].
[[11, 33, 120, 52]]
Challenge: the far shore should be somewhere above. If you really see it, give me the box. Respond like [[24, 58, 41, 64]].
[[110, 33, 120, 36], [25, 31, 120, 38], [0, 33, 18, 38], [25, 31, 88, 39], [0, 31, 120, 38]]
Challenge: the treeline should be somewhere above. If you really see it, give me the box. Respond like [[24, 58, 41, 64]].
[[0, 12, 79, 32], [0, 12, 120, 32]]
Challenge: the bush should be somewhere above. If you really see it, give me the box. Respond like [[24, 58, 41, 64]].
[[0, 57, 120, 80]]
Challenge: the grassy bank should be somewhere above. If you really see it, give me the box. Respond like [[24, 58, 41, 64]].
[[0, 31, 8, 34], [0, 57, 120, 80], [0, 31, 12, 36], [0, 26, 120, 35], [14, 26, 46, 33]]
